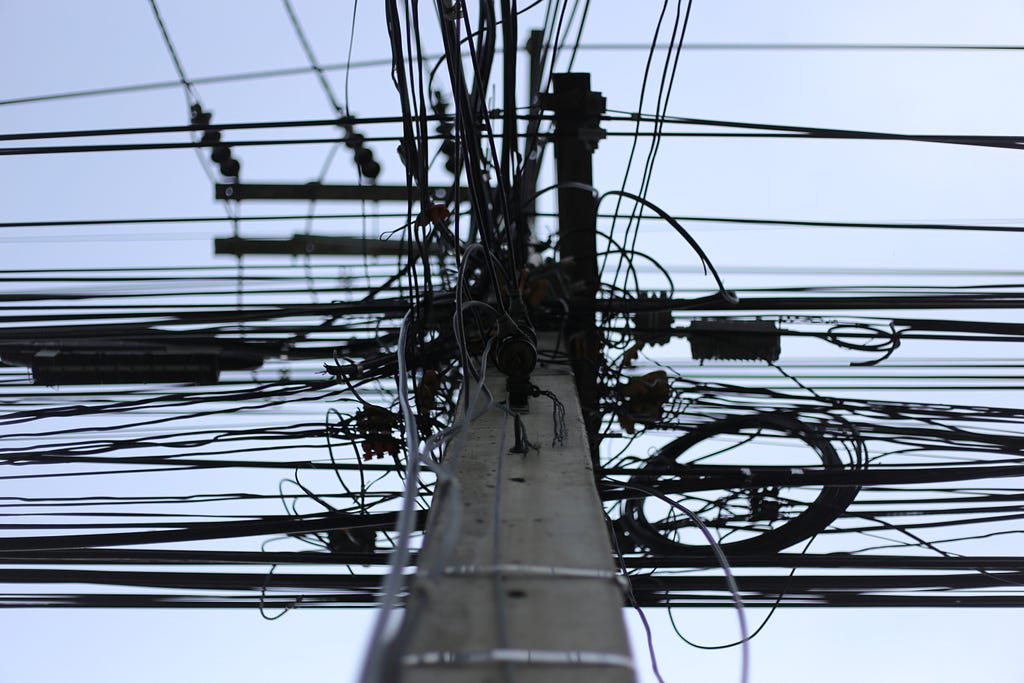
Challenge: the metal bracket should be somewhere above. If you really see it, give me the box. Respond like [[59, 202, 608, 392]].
[[402, 648, 635, 669]]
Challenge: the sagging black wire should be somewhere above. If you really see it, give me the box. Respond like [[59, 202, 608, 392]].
[[666, 536, 815, 650], [597, 189, 735, 299]]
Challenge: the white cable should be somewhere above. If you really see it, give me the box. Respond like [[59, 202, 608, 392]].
[[622, 483, 750, 683], [360, 317, 496, 683], [359, 312, 421, 683]]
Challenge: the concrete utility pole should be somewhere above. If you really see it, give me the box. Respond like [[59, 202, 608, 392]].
[[390, 74, 633, 682], [399, 362, 634, 683]]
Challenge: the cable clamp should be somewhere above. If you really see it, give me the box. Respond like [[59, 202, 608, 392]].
[[402, 648, 634, 669], [443, 563, 629, 590], [441, 1, 462, 20]]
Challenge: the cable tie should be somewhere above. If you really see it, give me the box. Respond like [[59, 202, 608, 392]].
[[401, 648, 634, 669]]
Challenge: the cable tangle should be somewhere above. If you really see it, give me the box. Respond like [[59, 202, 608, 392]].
[[4, 9, 1024, 683]]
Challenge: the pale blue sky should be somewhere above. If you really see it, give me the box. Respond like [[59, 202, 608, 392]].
[[2, 2, 1024, 681]]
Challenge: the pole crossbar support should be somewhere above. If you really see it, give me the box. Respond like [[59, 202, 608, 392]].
[[214, 182, 470, 202], [214, 234, 442, 257]]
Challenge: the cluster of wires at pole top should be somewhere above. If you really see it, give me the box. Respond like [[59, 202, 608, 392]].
[[3, 1, 1024, 613]]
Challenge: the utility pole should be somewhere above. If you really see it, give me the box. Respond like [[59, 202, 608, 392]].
[[398, 359, 633, 683], [543, 72, 606, 460], [385, 73, 632, 683], [211, 66, 627, 682]]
